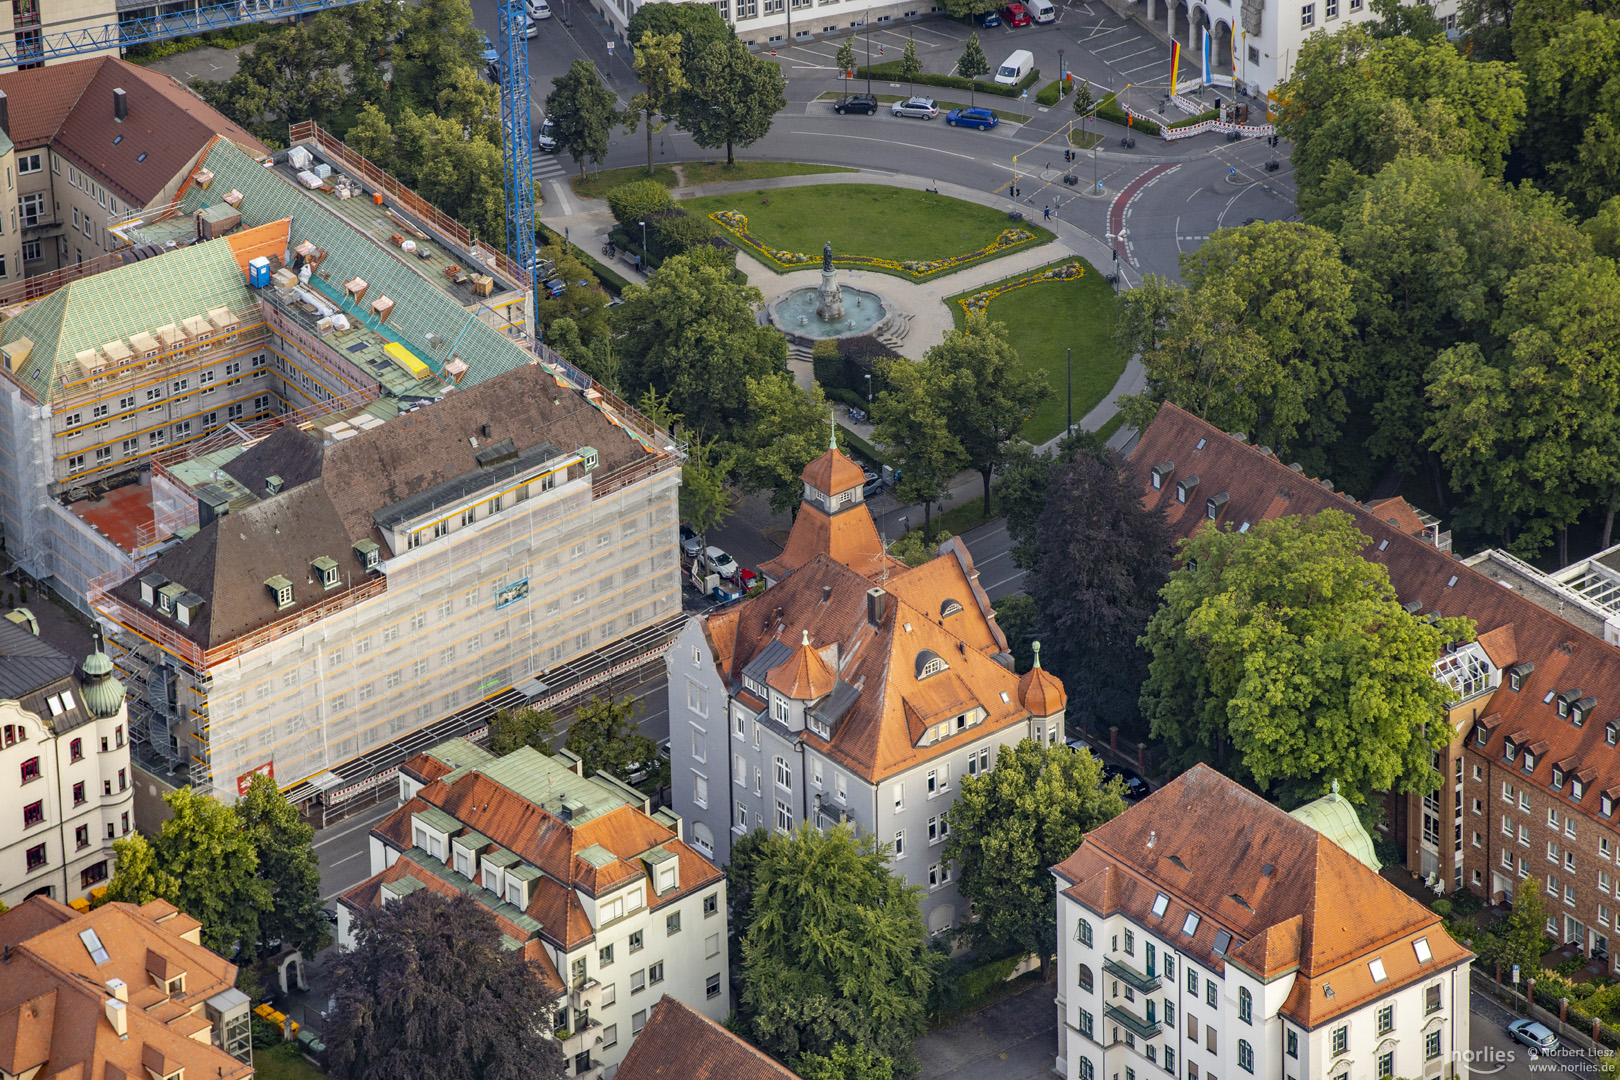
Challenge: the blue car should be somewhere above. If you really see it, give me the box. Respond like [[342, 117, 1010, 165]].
[[976, 8, 1001, 25], [946, 107, 999, 130], [479, 33, 500, 78]]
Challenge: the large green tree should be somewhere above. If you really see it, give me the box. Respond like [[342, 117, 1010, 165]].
[[925, 313, 1049, 515], [149, 787, 274, 957], [614, 254, 788, 439], [739, 826, 941, 1075], [1117, 222, 1358, 473], [734, 374, 835, 516], [1514, 8, 1620, 214], [1139, 510, 1471, 806], [546, 60, 622, 180], [1489, 877, 1551, 973], [102, 832, 177, 906], [628, 32, 688, 176], [392, 0, 487, 104], [325, 891, 566, 1080], [237, 773, 325, 960], [1027, 447, 1172, 738], [626, 1, 732, 72], [488, 706, 560, 756], [944, 740, 1127, 976], [872, 356, 967, 541], [797, 1044, 897, 1080], [564, 697, 664, 789], [679, 37, 789, 165]]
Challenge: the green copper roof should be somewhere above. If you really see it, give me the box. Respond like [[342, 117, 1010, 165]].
[[0, 237, 253, 404], [476, 746, 635, 825], [1290, 787, 1382, 872], [424, 736, 496, 774], [79, 652, 127, 720]]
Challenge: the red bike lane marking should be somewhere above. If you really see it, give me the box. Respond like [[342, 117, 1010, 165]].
[[1108, 162, 1179, 264]]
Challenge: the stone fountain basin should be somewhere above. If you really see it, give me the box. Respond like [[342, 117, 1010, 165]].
[[767, 286, 888, 340]]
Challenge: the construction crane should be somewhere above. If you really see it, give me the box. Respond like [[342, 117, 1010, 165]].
[[2, 0, 367, 68], [495, 0, 539, 343]]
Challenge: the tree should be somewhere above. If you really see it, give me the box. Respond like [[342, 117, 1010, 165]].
[[1514, 9, 1620, 214], [887, 528, 953, 568], [606, 179, 676, 229], [872, 356, 967, 542], [797, 1044, 897, 1080], [679, 37, 788, 166], [1492, 878, 1550, 974], [1367, 0, 1447, 39], [532, 238, 610, 345], [1027, 448, 1172, 738], [945, 740, 1127, 976], [739, 826, 941, 1074], [926, 312, 1050, 515], [546, 60, 621, 179], [836, 38, 857, 89], [102, 832, 177, 906], [629, 33, 688, 176], [725, 827, 774, 979], [325, 891, 566, 1080], [237, 773, 324, 960], [899, 37, 922, 93], [734, 374, 833, 516], [992, 592, 1037, 672], [392, 0, 486, 104], [957, 34, 990, 104], [150, 787, 273, 957], [1139, 510, 1472, 807], [680, 432, 734, 544], [1115, 222, 1358, 473], [626, 1, 731, 73], [488, 706, 560, 755], [564, 696, 661, 786], [615, 254, 788, 439]]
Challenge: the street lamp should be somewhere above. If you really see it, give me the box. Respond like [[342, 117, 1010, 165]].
[[865, 372, 872, 404], [1066, 346, 1071, 436], [865, 9, 873, 95], [638, 218, 649, 270]]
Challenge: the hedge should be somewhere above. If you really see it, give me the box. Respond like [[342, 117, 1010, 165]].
[[835, 423, 888, 469], [1035, 78, 1072, 107], [1093, 91, 1161, 136], [855, 60, 1040, 99], [1167, 108, 1219, 129], [825, 385, 867, 411]]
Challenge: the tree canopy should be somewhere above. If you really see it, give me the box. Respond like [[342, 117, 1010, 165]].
[[564, 696, 665, 790], [738, 826, 941, 1075], [1139, 510, 1471, 806], [628, 32, 688, 175], [679, 37, 789, 165], [237, 773, 325, 959], [944, 740, 1127, 974], [488, 706, 560, 756], [734, 374, 836, 516], [325, 891, 566, 1080], [546, 60, 623, 180], [872, 356, 967, 541]]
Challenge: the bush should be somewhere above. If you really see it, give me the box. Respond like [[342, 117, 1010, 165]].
[[825, 385, 867, 411], [957, 954, 1023, 1003], [856, 60, 1038, 100], [812, 340, 843, 387], [835, 423, 888, 469], [1166, 108, 1219, 129], [1094, 92, 1161, 136], [1035, 79, 1071, 107], [646, 207, 718, 261], [1430, 899, 1452, 918], [606, 179, 675, 229], [684, 240, 737, 272]]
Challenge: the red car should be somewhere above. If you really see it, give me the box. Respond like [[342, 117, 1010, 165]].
[[1002, 2, 1032, 25]]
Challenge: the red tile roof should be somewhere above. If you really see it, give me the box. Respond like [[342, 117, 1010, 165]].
[[1054, 765, 1472, 1025], [801, 446, 867, 496], [614, 996, 801, 1080], [766, 632, 837, 699], [1127, 404, 1620, 847]]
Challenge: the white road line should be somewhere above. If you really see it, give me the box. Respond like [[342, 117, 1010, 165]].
[[549, 179, 574, 216], [1109, 45, 1158, 62], [330, 850, 367, 867], [1119, 60, 1167, 75], [1092, 35, 1144, 51], [984, 571, 1026, 592], [787, 130, 978, 158], [313, 805, 396, 849], [1185, 186, 1200, 202], [1080, 23, 1126, 39], [907, 25, 956, 43]]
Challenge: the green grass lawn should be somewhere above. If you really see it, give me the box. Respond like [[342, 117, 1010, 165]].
[[568, 164, 680, 200], [946, 258, 1127, 444], [253, 1043, 325, 1080], [681, 185, 1055, 280], [568, 161, 852, 199]]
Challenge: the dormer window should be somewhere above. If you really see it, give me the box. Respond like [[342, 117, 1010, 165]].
[[1474, 724, 1489, 747], [916, 650, 947, 679], [1151, 461, 1174, 490], [1574, 697, 1595, 726], [354, 539, 380, 571], [1503, 739, 1517, 763], [1573, 779, 1585, 801], [1523, 751, 1537, 773], [1604, 794, 1615, 818], [1509, 662, 1534, 691], [1608, 721, 1618, 747], [313, 556, 340, 590], [1176, 476, 1200, 504], [1558, 689, 1582, 718], [265, 575, 294, 610], [657, 862, 678, 894], [1552, 767, 1565, 790], [1206, 492, 1229, 520], [505, 879, 526, 908], [166, 974, 185, 995]]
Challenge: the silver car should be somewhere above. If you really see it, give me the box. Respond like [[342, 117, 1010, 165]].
[[891, 96, 939, 120]]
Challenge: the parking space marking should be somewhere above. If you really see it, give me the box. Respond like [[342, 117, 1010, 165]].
[[1093, 35, 1144, 51], [1120, 58, 1168, 74], [1109, 45, 1158, 62], [907, 24, 958, 43]]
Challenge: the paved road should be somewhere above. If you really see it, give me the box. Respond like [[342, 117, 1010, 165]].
[[1470, 988, 1604, 1077], [313, 670, 672, 904]]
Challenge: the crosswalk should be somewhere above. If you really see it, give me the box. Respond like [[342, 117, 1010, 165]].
[[532, 153, 567, 183]]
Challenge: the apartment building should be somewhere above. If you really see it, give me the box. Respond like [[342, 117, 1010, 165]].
[[595, 0, 946, 53], [1054, 765, 1473, 1080], [1, 0, 120, 72], [669, 443, 1065, 934], [1125, 403, 1620, 972], [616, 996, 802, 1080], [0, 618, 132, 907], [0, 56, 266, 278], [0, 893, 254, 1078], [341, 737, 729, 1080]]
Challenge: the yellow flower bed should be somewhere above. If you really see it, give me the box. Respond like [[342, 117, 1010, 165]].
[[958, 262, 1085, 314], [709, 210, 1039, 278]]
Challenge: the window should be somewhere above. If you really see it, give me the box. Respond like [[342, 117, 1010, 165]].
[[1377, 1004, 1393, 1034], [893, 830, 906, 857], [893, 782, 904, 811], [1182, 911, 1201, 936], [649, 961, 664, 984], [706, 974, 721, 999], [1206, 980, 1217, 1007], [599, 943, 614, 966], [776, 799, 791, 832], [601, 1024, 617, 1049], [1078, 918, 1093, 947], [1238, 1040, 1254, 1073], [22, 239, 40, 262], [704, 892, 718, 917], [1377, 1051, 1394, 1078], [76, 824, 90, 848], [775, 756, 791, 790], [20, 193, 44, 226], [1425, 983, 1441, 1013], [20, 756, 39, 783], [1331, 1026, 1348, 1054], [632, 1009, 647, 1034], [1368, 957, 1387, 983], [1426, 1029, 1442, 1060], [1238, 986, 1252, 1023], [1286, 1029, 1298, 1058], [17, 153, 40, 174], [1186, 970, 1198, 995], [23, 800, 44, 827], [629, 929, 643, 953], [666, 911, 681, 935], [26, 843, 46, 870], [73, 781, 85, 806], [1078, 1008, 1093, 1038]]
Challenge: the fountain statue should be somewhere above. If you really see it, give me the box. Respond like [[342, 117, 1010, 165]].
[[816, 240, 845, 323]]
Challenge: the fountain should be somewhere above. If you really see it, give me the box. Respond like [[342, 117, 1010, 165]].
[[766, 240, 894, 342]]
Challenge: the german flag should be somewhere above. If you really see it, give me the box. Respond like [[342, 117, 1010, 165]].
[[1169, 40, 1181, 93]]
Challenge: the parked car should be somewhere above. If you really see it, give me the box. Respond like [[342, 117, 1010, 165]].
[[976, 8, 1002, 26], [524, 12, 538, 38], [544, 278, 567, 297], [891, 96, 939, 119], [1066, 736, 1095, 755], [479, 33, 499, 79], [834, 93, 879, 115], [704, 545, 741, 582], [862, 470, 884, 498], [528, 0, 552, 17], [679, 524, 703, 558], [1002, 2, 1032, 25], [536, 116, 558, 152], [1103, 763, 1151, 801], [946, 107, 1000, 130], [1508, 1019, 1558, 1054]]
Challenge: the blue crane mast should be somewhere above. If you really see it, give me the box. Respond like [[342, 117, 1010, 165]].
[[495, 0, 539, 341]]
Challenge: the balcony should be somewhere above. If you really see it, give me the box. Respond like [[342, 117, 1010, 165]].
[[1104, 957, 1161, 993], [559, 1018, 602, 1056], [1104, 1003, 1162, 1041], [569, 977, 600, 1012]]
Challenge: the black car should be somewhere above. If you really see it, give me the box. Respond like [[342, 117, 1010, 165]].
[[1104, 764, 1152, 801], [834, 94, 879, 115]]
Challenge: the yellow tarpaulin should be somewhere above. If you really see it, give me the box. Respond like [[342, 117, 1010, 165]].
[[384, 341, 430, 380]]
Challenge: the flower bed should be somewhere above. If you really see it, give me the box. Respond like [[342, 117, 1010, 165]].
[[957, 261, 1084, 313], [710, 210, 1038, 279]]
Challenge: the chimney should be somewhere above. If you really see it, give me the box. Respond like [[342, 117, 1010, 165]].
[[0, 91, 10, 139], [866, 587, 887, 628], [113, 88, 127, 123], [105, 978, 127, 1002], [105, 998, 127, 1038], [821, 585, 832, 604]]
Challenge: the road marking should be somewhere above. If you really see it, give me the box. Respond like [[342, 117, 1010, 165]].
[[313, 804, 396, 849], [907, 25, 957, 43], [984, 571, 1026, 592], [1092, 35, 1144, 51], [788, 130, 978, 159], [1108, 45, 1158, 63], [1080, 23, 1126, 39], [549, 179, 574, 216], [1185, 186, 1201, 203], [330, 850, 367, 867]]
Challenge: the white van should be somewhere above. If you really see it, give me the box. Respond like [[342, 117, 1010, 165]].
[[994, 49, 1034, 86], [1031, 0, 1056, 21]]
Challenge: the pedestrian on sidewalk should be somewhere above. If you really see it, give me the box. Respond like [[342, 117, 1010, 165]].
[[1043, 205, 1051, 220]]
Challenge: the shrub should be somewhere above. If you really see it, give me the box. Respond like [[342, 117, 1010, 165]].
[[825, 385, 867, 411], [856, 60, 1038, 100], [812, 340, 843, 387], [1166, 108, 1219, 129], [606, 179, 675, 229], [835, 423, 888, 469], [646, 207, 718, 261], [1094, 92, 1161, 136], [1430, 899, 1452, 918], [1035, 79, 1071, 107]]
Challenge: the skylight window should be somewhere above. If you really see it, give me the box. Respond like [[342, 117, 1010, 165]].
[[1368, 957, 1388, 983], [1213, 929, 1233, 956], [113, 134, 122, 145], [136, 152, 148, 163], [1413, 938, 1432, 964], [1152, 893, 1169, 918], [78, 928, 110, 965], [1182, 911, 1201, 936]]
